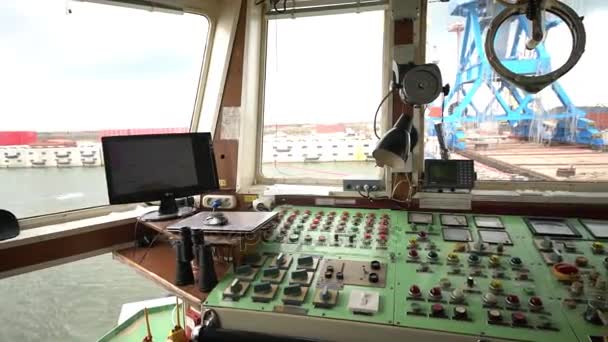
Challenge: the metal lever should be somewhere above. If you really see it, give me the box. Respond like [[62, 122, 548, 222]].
[[486, 0, 586, 93]]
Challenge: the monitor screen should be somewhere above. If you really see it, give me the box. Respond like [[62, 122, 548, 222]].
[[102, 133, 219, 204], [428, 162, 457, 184]]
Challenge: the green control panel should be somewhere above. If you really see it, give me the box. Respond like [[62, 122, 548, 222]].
[[204, 207, 608, 341]]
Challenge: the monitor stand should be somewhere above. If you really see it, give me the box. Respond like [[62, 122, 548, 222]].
[[140, 194, 197, 222]]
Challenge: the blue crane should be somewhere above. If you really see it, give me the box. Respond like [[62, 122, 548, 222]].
[[434, 0, 603, 150]]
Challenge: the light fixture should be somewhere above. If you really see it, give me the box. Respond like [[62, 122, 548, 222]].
[[373, 62, 443, 169], [372, 114, 418, 170]]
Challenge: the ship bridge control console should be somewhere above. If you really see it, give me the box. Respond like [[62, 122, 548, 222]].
[[203, 207, 608, 342]]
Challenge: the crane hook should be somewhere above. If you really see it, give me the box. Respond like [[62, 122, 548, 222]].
[[487, 0, 586, 93]]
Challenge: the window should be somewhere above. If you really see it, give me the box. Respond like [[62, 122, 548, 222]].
[[426, 1, 608, 186], [259, 11, 385, 182], [0, 254, 166, 340], [0, 0, 209, 218]]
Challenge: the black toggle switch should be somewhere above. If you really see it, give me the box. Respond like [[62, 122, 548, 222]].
[[369, 272, 379, 283]]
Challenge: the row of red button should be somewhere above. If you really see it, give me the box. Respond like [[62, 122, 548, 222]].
[[409, 285, 543, 308]]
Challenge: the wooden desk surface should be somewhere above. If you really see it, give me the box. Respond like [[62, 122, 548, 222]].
[[113, 242, 229, 304]]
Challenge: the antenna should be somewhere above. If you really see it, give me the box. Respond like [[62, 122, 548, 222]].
[[143, 307, 152, 341]]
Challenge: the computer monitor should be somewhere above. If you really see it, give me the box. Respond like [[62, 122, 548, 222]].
[[102, 133, 219, 221]]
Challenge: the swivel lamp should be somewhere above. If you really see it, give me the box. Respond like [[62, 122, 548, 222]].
[[372, 114, 418, 170], [373, 62, 443, 169]]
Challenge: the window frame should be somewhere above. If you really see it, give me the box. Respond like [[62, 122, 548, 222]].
[[253, 8, 393, 187], [7, 0, 227, 226]]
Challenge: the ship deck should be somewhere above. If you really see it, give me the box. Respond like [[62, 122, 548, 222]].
[[458, 142, 608, 182]]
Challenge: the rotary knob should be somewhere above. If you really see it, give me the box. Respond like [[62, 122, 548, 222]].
[[370, 260, 381, 270], [468, 254, 480, 265], [368, 272, 379, 283], [466, 276, 475, 288], [512, 312, 527, 326], [570, 281, 584, 296], [488, 309, 502, 322], [505, 294, 520, 309], [510, 257, 523, 267], [592, 242, 604, 254], [575, 256, 589, 267], [454, 305, 468, 320], [496, 243, 504, 253], [431, 303, 445, 317], [483, 293, 498, 307], [489, 279, 503, 294], [409, 285, 422, 298], [447, 253, 460, 264], [409, 249, 419, 259], [429, 287, 442, 300], [528, 296, 544, 312], [489, 255, 500, 267], [450, 289, 465, 303]]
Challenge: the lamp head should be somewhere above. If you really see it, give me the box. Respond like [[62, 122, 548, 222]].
[[372, 114, 418, 170]]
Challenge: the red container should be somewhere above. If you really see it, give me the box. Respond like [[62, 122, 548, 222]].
[[0, 131, 37, 146], [586, 112, 608, 130]]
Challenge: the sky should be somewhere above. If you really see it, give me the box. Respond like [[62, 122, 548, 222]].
[[263, 11, 385, 125], [1, 0, 209, 132], [426, 0, 608, 110], [1, 1, 606, 132]]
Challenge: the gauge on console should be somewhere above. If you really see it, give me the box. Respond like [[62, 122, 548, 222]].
[[442, 228, 473, 242], [441, 214, 468, 227], [478, 230, 513, 245], [408, 212, 434, 225], [474, 216, 504, 229], [579, 219, 608, 239], [525, 218, 581, 238]]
